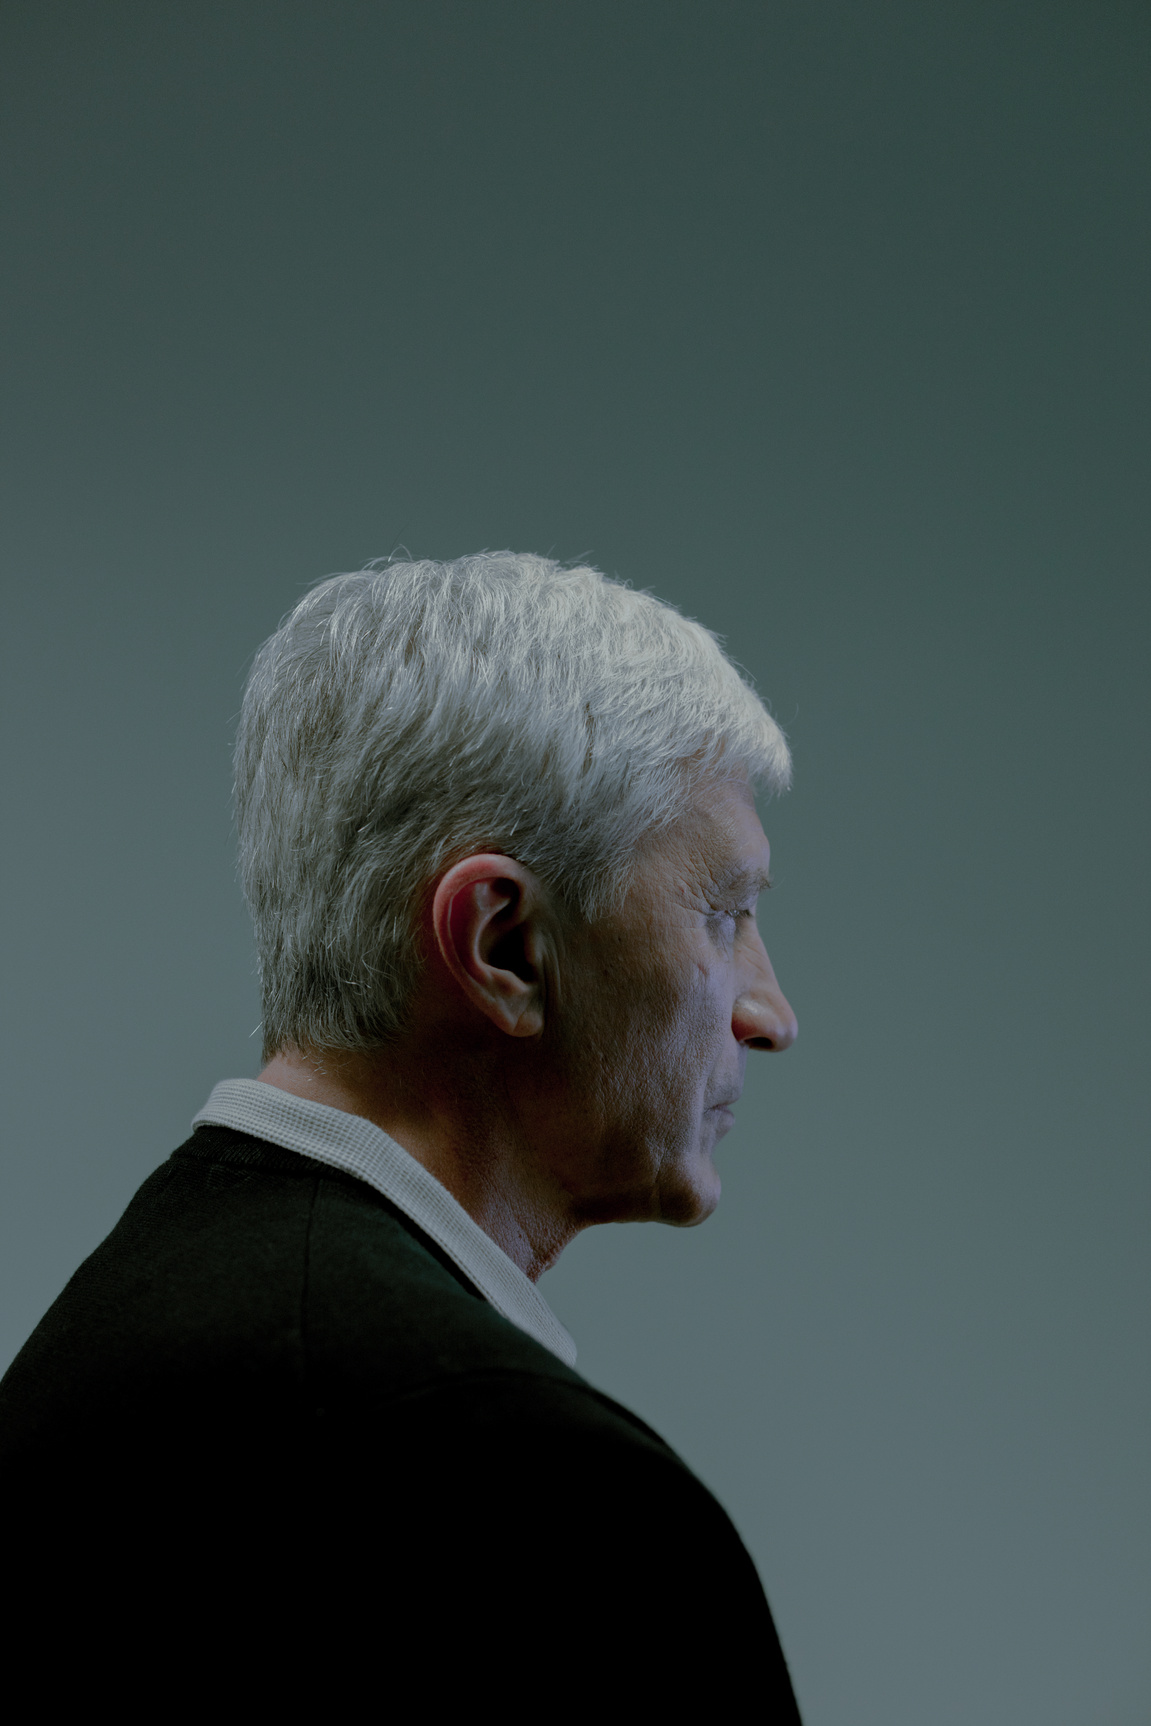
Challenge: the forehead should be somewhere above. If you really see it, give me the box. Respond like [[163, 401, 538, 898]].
[[636, 775, 773, 896]]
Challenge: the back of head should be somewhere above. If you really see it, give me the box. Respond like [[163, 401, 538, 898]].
[[235, 552, 790, 1057]]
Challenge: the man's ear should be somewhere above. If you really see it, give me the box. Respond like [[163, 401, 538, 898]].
[[431, 855, 552, 1037]]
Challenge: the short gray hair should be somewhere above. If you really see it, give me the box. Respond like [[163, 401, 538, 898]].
[[235, 552, 790, 1058]]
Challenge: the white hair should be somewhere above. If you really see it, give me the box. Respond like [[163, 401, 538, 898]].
[[235, 552, 791, 1058]]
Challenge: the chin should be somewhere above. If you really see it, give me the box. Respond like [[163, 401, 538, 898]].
[[659, 1163, 722, 1228]]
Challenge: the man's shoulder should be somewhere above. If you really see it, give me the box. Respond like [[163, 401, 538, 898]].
[[1, 1121, 723, 1582], [0, 1123, 656, 1461], [0, 1126, 798, 1717]]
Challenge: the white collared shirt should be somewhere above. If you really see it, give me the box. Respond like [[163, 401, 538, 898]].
[[192, 1078, 577, 1368]]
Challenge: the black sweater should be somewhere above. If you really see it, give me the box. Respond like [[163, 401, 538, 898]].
[[0, 1123, 801, 1716]]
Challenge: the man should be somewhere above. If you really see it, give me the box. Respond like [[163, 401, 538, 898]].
[[1, 554, 801, 1714]]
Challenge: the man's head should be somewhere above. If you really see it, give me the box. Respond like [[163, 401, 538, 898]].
[[236, 553, 792, 1066]]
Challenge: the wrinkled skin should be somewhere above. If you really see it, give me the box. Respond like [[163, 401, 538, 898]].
[[545, 774, 796, 1228], [260, 775, 796, 1277]]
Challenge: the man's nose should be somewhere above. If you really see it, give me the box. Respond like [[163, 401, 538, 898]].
[[732, 935, 797, 1052]]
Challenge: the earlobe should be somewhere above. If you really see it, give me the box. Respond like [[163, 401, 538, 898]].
[[431, 856, 549, 1038]]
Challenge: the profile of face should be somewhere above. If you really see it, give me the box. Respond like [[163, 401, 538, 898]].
[[547, 774, 797, 1228]]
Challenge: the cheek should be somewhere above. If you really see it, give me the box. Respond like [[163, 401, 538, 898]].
[[565, 933, 725, 1111], [621, 977, 725, 1103], [665, 956, 727, 1045]]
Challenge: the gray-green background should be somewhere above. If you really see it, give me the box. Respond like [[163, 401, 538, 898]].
[[2, 4, 1147, 1720]]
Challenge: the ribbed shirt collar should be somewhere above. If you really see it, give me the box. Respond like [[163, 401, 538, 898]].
[[192, 1078, 577, 1368]]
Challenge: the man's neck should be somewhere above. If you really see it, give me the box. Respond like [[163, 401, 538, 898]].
[[257, 1047, 575, 1280]]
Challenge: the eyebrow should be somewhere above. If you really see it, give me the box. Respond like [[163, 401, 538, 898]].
[[710, 865, 773, 898]]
